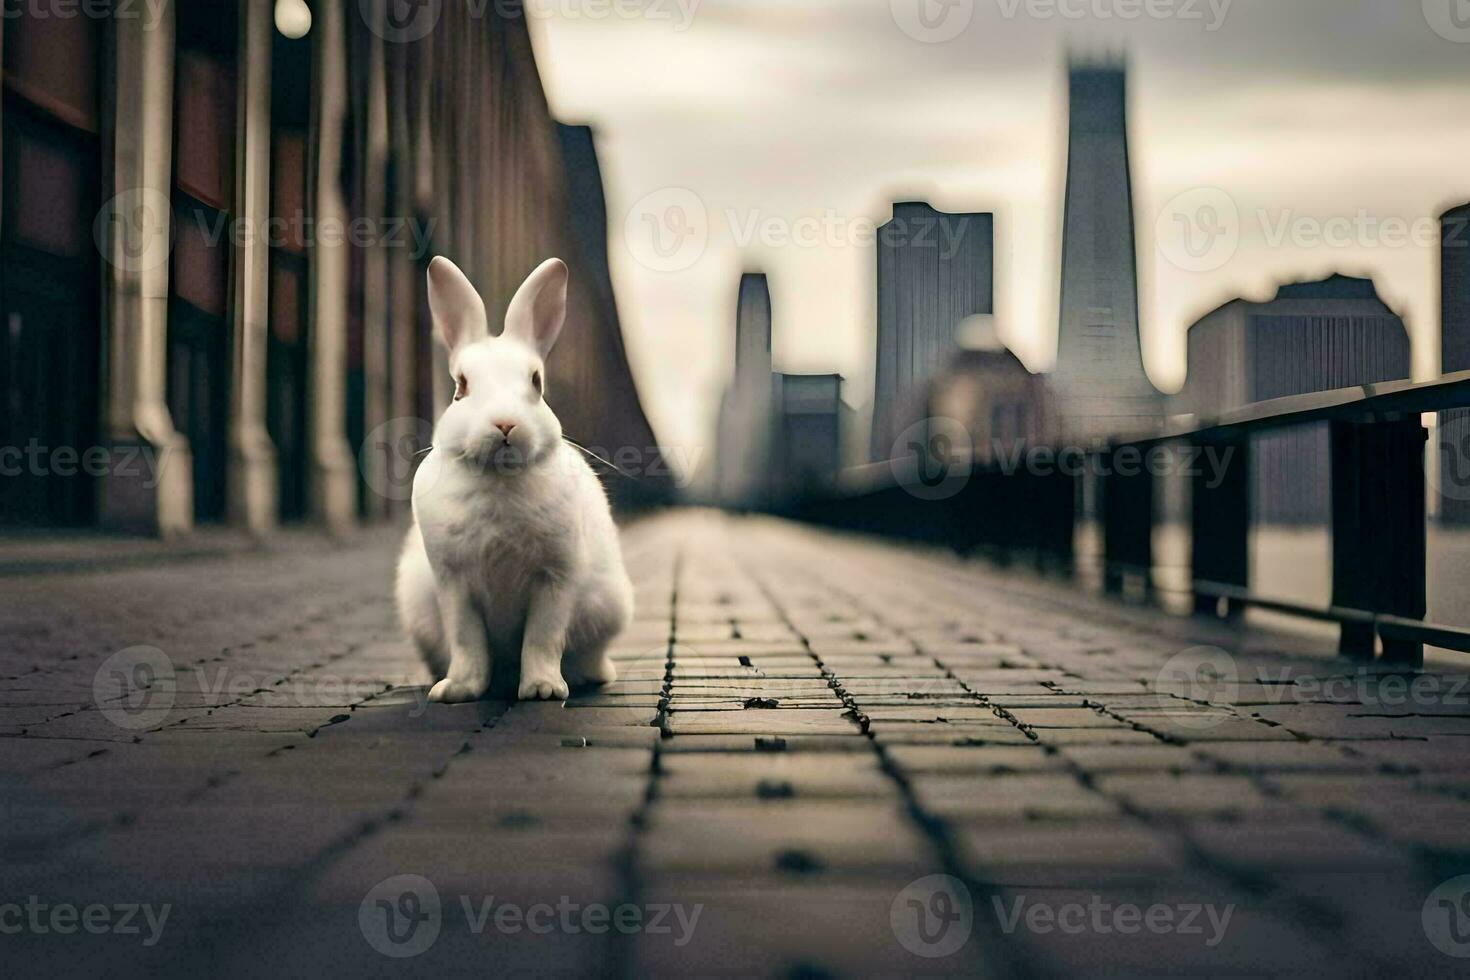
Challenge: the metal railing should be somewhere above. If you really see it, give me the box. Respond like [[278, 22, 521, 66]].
[[796, 368, 1470, 668]]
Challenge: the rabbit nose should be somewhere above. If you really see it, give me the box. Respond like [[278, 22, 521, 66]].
[[494, 422, 517, 438]]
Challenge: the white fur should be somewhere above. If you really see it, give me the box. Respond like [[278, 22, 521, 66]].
[[396, 256, 633, 702]]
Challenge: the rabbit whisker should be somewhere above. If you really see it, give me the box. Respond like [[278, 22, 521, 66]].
[[563, 438, 638, 480]]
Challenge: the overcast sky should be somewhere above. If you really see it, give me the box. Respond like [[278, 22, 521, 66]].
[[530, 0, 1470, 458]]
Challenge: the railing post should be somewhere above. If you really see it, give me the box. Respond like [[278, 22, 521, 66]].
[[1043, 461, 1078, 573], [1101, 444, 1154, 596], [1190, 434, 1250, 616], [1330, 417, 1427, 665]]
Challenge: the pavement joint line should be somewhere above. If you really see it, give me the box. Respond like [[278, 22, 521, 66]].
[[737, 534, 1028, 980]]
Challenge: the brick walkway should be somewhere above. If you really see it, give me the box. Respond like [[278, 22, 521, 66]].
[[4, 510, 1470, 976]]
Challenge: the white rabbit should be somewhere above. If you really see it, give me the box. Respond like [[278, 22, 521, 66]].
[[395, 255, 633, 702]]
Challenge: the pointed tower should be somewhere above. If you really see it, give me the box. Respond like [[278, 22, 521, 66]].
[[1052, 57, 1161, 440], [716, 274, 777, 506]]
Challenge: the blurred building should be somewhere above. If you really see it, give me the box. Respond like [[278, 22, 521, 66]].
[[1176, 274, 1411, 525], [0, 0, 663, 534], [1440, 203, 1470, 524], [715, 273, 775, 507], [772, 373, 844, 500], [1051, 57, 1161, 440], [869, 201, 993, 461], [930, 348, 1053, 465]]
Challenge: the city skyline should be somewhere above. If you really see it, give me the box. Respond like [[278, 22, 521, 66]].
[[533, 0, 1470, 456]]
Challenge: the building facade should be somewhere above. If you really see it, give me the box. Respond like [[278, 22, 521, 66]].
[[1176, 274, 1411, 525], [1440, 203, 1470, 524], [772, 373, 844, 500], [0, 0, 664, 535], [1051, 57, 1161, 441], [929, 348, 1054, 466], [869, 201, 994, 461]]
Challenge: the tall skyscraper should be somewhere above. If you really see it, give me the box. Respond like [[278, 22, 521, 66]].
[[1051, 57, 1161, 440], [1439, 203, 1470, 523], [735, 272, 773, 385], [716, 274, 777, 506], [869, 201, 993, 460]]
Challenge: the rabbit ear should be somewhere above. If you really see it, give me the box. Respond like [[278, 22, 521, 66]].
[[427, 256, 488, 354], [504, 258, 568, 359]]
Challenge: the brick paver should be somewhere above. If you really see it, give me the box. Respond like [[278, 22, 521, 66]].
[[2, 511, 1469, 976]]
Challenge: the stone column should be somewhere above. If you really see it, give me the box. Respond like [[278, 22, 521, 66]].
[[99, 0, 193, 536], [358, 6, 391, 521], [227, 0, 278, 534], [307, 0, 358, 533]]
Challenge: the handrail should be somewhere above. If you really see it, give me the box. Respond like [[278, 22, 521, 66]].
[[813, 370, 1470, 667], [1112, 368, 1470, 447]]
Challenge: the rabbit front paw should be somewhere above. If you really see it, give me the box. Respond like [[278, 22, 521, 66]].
[[517, 668, 569, 701], [428, 677, 489, 704]]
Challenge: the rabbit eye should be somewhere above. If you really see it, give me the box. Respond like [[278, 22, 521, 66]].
[[453, 375, 468, 401], [531, 370, 543, 396]]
